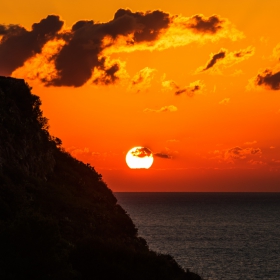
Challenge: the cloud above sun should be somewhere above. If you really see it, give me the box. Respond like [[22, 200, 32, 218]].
[[1, 9, 243, 87]]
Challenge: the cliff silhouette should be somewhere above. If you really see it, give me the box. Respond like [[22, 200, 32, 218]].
[[0, 76, 201, 280]]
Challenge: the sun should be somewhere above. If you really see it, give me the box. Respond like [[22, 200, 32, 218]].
[[126, 146, 154, 169]]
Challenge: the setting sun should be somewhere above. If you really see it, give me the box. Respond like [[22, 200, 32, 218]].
[[126, 147, 154, 169]]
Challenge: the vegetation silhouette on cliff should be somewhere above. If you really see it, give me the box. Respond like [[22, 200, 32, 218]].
[[0, 76, 201, 280]]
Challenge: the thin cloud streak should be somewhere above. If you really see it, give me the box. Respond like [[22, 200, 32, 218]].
[[143, 105, 178, 113], [154, 152, 172, 159], [175, 80, 205, 96]]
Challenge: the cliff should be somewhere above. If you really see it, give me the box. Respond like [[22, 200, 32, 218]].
[[0, 76, 201, 280]]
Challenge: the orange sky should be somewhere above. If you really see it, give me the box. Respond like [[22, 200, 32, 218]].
[[1, 1, 280, 191]]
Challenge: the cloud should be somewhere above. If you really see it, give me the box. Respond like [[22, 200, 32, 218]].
[[233, 47, 254, 58], [161, 79, 179, 91], [211, 146, 262, 164], [186, 14, 225, 34], [219, 98, 230, 105], [175, 80, 205, 96], [154, 146, 178, 159], [103, 13, 243, 54], [49, 10, 171, 87], [6, 10, 169, 86], [131, 147, 152, 157], [162, 78, 204, 96], [113, 9, 171, 42], [143, 105, 177, 113], [248, 159, 266, 166], [1, 9, 243, 87], [248, 44, 280, 91], [154, 152, 172, 159], [12, 39, 66, 83], [203, 50, 226, 71], [174, 88, 187, 95], [91, 57, 128, 85], [0, 15, 63, 76], [129, 67, 156, 92], [196, 46, 254, 73], [92, 63, 120, 85], [224, 146, 262, 162], [255, 69, 280, 90]]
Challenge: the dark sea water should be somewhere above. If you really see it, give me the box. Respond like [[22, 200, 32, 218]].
[[115, 192, 280, 280]]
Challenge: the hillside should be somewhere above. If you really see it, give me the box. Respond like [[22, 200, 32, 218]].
[[0, 76, 201, 280]]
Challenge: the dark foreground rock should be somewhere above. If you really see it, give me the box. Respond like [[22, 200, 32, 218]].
[[0, 76, 201, 280]]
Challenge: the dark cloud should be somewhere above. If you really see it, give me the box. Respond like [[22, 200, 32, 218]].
[[186, 84, 201, 97], [197, 47, 254, 73], [48, 20, 101, 87], [113, 9, 170, 42], [48, 9, 170, 87], [234, 48, 254, 58], [71, 20, 94, 32], [175, 81, 203, 96], [92, 63, 120, 85], [0, 24, 19, 35], [0, 10, 170, 86], [256, 69, 280, 90], [203, 50, 226, 71], [187, 15, 224, 34], [1, 10, 241, 87], [162, 78, 203, 96], [131, 147, 152, 158], [0, 15, 63, 76], [227, 147, 244, 158], [154, 153, 172, 159], [175, 88, 187, 95]]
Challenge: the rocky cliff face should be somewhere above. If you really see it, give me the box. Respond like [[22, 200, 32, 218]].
[[0, 76, 201, 280]]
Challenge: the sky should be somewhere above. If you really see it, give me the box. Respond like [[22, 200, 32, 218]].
[[1, 0, 280, 191]]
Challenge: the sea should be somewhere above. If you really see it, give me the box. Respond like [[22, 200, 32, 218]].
[[114, 192, 280, 280]]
